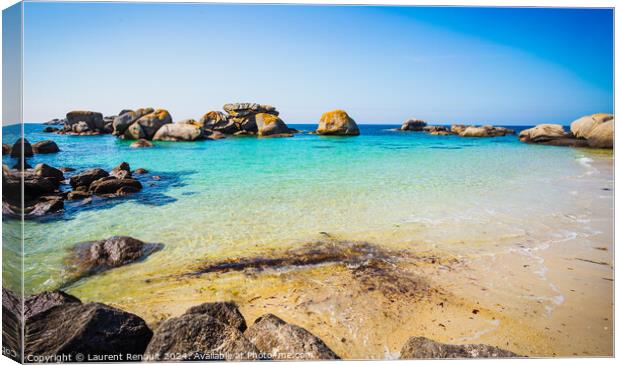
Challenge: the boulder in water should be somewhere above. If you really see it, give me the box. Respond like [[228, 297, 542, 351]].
[[316, 110, 360, 136]]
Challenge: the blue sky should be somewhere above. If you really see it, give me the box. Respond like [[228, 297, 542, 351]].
[[18, 2, 613, 125]]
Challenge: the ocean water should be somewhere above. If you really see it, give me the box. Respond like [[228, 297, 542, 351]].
[[1, 123, 613, 296]]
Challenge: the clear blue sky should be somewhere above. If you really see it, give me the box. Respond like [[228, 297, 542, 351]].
[[19, 2, 613, 125]]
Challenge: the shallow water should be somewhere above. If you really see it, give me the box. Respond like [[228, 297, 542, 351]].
[[2, 123, 611, 296]]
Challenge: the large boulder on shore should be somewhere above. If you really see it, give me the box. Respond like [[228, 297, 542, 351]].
[[401, 119, 427, 131], [245, 313, 340, 360], [10, 138, 33, 158], [144, 310, 258, 361], [184, 302, 247, 332], [124, 109, 172, 140], [153, 122, 204, 141], [399, 336, 519, 359], [67, 236, 158, 279], [25, 302, 152, 359], [570, 113, 613, 139], [255, 113, 291, 136], [519, 124, 567, 142], [31, 140, 60, 154], [587, 120, 613, 148], [316, 110, 360, 136]]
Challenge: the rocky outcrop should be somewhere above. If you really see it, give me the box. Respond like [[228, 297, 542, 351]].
[[144, 308, 258, 361], [401, 119, 427, 131], [153, 122, 205, 141], [519, 124, 589, 147], [399, 336, 519, 359], [520, 114, 614, 149], [224, 103, 278, 118], [113, 108, 154, 136], [184, 302, 247, 332], [316, 110, 360, 136], [31, 140, 60, 154], [2, 144, 10, 155], [110, 162, 131, 179], [255, 113, 292, 137], [26, 302, 152, 360], [67, 236, 159, 279], [124, 109, 172, 140], [245, 314, 340, 360], [58, 110, 109, 135], [2, 288, 22, 362]]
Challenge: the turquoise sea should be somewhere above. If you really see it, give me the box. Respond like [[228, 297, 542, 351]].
[[1, 123, 613, 297]]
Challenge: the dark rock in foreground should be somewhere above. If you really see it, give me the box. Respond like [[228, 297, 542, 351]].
[[399, 336, 519, 359], [245, 313, 340, 360], [144, 309, 258, 361], [26, 302, 152, 360], [2, 143, 10, 155], [10, 138, 33, 158], [184, 302, 248, 332], [2, 288, 22, 362]]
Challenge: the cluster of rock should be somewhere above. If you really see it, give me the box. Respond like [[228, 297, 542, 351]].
[[2, 138, 60, 161], [44, 105, 365, 141], [2, 158, 145, 218], [520, 113, 613, 148], [2, 286, 519, 361], [400, 119, 515, 137], [3, 287, 341, 361], [112, 104, 296, 141]]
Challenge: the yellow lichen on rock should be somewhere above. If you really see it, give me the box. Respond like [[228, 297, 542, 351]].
[[316, 110, 360, 136]]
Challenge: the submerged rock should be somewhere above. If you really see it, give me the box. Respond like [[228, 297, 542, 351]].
[[399, 336, 519, 359], [316, 110, 360, 136], [144, 310, 258, 361], [130, 139, 154, 148], [67, 236, 159, 278], [245, 313, 340, 360], [184, 302, 247, 332], [401, 119, 427, 131], [26, 302, 152, 359]]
